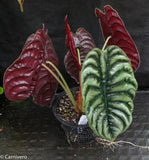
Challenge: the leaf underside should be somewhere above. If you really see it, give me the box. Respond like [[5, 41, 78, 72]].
[[81, 45, 138, 141], [4, 25, 59, 106], [65, 28, 95, 83], [96, 5, 140, 72]]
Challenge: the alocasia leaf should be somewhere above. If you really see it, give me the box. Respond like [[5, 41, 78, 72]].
[[95, 5, 140, 72], [81, 45, 138, 141], [4, 25, 59, 106], [65, 17, 95, 83], [65, 16, 82, 71]]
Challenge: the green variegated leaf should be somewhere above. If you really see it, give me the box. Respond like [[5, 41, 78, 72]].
[[81, 45, 138, 141]]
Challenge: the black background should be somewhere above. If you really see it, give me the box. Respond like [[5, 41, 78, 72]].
[[0, 0, 149, 89]]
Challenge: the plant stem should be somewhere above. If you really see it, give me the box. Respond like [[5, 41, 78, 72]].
[[77, 48, 81, 66], [76, 48, 82, 83], [76, 48, 84, 112], [42, 63, 77, 110], [102, 36, 112, 51], [46, 61, 76, 109], [46, 61, 72, 97], [17, 0, 24, 12]]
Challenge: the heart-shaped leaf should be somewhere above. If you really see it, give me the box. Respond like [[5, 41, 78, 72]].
[[65, 27, 95, 83], [81, 45, 138, 141], [95, 5, 140, 72], [4, 25, 59, 106]]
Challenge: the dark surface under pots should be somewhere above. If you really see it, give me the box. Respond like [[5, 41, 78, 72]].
[[0, 91, 149, 160]]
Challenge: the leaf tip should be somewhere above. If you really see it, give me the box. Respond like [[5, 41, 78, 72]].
[[65, 15, 68, 23], [95, 8, 100, 17], [64, 15, 70, 33], [42, 24, 46, 32], [104, 5, 113, 11], [95, 8, 105, 18]]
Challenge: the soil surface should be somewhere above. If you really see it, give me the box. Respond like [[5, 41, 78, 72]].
[[56, 90, 81, 124]]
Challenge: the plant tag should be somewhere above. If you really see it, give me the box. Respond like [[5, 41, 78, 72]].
[[78, 115, 88, 125]]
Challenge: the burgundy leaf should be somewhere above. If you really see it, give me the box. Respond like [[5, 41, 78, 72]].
[[95, 5, 140, 72], [65, 15, 82, 71], [4, 25, 59, 106], [65, 28, 95, 83]]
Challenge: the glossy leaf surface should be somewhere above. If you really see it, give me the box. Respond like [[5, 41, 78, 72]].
[[65, 16, 81, 71], [4, 26, 59, 106], [65, 28, 95, 83], [81, 45, 138, 141], [95, 5, 140, 72]]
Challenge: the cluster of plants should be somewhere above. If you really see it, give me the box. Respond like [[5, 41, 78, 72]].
[[2, 5, 140, 143]]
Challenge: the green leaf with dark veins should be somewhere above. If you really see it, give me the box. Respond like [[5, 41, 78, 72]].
[[81, 45, 138, 141]]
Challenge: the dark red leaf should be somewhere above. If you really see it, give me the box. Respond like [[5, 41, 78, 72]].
[[95, 5, 140, 72], [4, 25, 59, 106], [65, 28, 95, 83], [65, 15, 82, 71]]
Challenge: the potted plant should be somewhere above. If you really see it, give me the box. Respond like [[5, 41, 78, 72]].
[[3, 5, 140, 145]]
